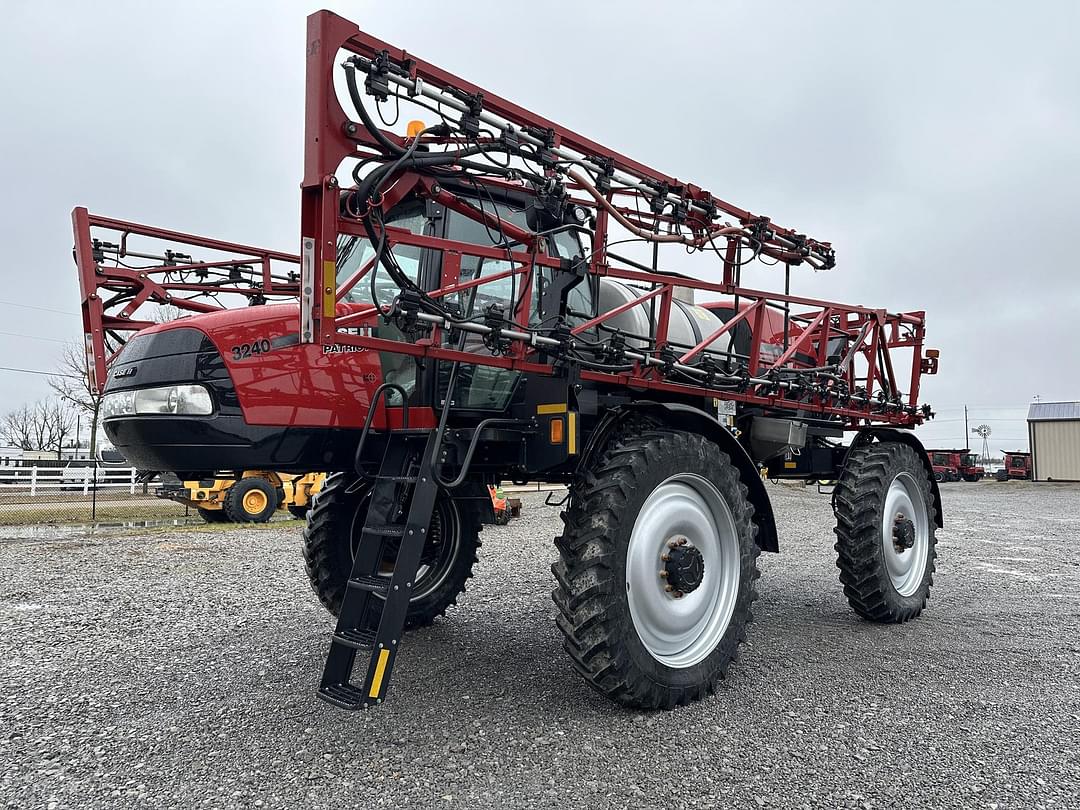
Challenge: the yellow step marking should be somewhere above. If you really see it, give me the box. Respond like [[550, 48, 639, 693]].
[[368, 648, 391, 699]]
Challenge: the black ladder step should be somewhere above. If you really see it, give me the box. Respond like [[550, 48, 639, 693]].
[[363, 525, 406, 537], [333, 627, 378, 649], [318, 682, 369, 710], [347, 574, 390, 595]]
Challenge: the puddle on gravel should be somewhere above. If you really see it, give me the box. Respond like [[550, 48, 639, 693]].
[[0, 516, 207, 542], [0, 514, 298, 543]]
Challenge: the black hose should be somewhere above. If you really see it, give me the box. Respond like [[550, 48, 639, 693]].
[[344, 61, 405, 157]]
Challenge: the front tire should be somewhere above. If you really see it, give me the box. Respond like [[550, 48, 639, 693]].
[[833, 441, 937, 622], [302, 473, 481, 629], [223, 477, 278, 523], [553, 429, 760, 709]]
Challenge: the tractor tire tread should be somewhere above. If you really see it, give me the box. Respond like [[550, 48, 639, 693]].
[[552, 428, 760, 710], [833, 442, 937, 623]]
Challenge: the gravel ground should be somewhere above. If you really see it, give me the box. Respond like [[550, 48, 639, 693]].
[[1, 481, 1078, 809]]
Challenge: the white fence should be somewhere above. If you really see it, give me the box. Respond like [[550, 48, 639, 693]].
[[0, 465, 153, 497]]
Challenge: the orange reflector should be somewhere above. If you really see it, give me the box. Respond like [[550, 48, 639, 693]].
[[406, 119, 426, 138], [550, 418, 565, 445]]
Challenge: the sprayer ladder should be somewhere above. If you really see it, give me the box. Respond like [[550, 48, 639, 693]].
[[318, 429, 441, 709]]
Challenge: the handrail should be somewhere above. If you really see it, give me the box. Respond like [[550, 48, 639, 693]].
[[353, 383, 410, 477], [433, 418, 532, 490]]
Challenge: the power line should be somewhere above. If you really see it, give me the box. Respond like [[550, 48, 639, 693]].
[[930, 417, 1028, 423], [0, 366, 78, 379], [933, 407, 1030, 413], [0, 330, 69, 345], [0, 299, 78, 317]]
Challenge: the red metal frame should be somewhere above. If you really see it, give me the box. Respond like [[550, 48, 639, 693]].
[[299, 11, 934, 429], [72, 207, 299, 392]]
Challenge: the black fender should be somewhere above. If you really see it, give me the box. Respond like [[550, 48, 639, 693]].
[[452, 479, 496, 525], [578, 401, 779, 553], [836, 428, 944, 528]]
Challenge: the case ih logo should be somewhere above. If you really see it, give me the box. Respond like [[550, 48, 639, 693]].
[[113, 366, 137, 379]]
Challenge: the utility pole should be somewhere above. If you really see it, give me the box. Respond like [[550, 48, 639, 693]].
[[964, 405, 969, 450]]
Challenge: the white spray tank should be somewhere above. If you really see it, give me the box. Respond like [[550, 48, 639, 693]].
[[594, 278, 736, 360]]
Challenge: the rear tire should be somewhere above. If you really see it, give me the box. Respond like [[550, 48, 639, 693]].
[[302, 473, 481, 629], [552, 429, 760, 709], [223, 478, 278, 523], [833, 441, 937, 622]]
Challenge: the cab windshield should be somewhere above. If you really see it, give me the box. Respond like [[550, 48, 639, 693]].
[[336, 206, 427, 306], [334, 194, 591, 411]]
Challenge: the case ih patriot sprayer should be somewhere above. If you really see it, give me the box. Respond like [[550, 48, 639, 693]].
[[73, 11, 943, 710]]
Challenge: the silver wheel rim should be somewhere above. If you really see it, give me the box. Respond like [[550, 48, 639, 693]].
[[882, 472, 929, 597], [625, 474, 740, 668]]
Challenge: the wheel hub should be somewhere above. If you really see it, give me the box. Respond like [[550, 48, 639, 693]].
[[243, 490, 268, 513], [626, 474, 741, 669], [660, 537, 705, 598], [892, 512, 916, 551]]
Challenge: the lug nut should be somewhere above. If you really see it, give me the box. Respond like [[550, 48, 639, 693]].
[[658, 570, 669, 578]]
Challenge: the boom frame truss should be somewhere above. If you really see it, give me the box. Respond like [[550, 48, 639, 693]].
[[72, 207, 300, 393], [299, 11, 934, 430]]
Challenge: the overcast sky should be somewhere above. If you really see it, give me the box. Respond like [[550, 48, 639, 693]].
[[1, 1, 1077, 454]]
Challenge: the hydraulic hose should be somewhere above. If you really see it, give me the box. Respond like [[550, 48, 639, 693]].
[[344, 60, 406, 157], [566, 168, 745, 248]]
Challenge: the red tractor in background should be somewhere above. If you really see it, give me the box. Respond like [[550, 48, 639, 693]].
[[73, 11, 944, 712], [927, 449, 984, 482], [929, 452, 958, 483], [996, 451, 1032, 481]]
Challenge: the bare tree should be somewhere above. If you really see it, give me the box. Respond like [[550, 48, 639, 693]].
[[1, 399, 75, 458], [38, 400, 75, 459], [1, 404, 37, 451], [50, 341, 103, 455], [153, 304, 185, 324]]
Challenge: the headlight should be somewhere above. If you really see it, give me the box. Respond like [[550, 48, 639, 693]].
[[101, 390, 136, 419], [102, 384, 214, 418]]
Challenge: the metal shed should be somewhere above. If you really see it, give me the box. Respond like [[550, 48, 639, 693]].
[[1027, 402, 1080, 482]]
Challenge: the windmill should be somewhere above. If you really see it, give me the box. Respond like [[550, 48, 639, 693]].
[[972, 424, 992, 463]]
